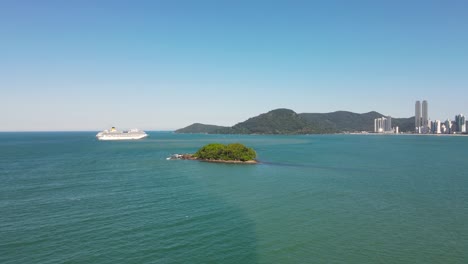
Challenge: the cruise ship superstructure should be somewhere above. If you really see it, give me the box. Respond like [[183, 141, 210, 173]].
[[96, 127, 148, 140]]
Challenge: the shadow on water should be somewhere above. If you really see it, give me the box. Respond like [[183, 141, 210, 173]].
[[259, 160, 388, 174], [132, 182, 259, 264]]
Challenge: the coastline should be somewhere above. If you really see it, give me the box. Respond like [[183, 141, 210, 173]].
[[346, 132, 468, 137]]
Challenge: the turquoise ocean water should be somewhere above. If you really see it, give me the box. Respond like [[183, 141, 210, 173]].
[[1, 132, 467, 263]]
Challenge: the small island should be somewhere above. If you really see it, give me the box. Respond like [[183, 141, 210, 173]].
[[169, 143, 258, 164]]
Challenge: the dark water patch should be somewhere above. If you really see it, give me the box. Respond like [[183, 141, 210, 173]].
[[259, 160, 389, 174]]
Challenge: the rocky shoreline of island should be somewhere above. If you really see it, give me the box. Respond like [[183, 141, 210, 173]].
[[167, 153, 258, 164]]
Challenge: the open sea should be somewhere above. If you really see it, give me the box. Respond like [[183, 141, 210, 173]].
[[1, 132, 467, 263]]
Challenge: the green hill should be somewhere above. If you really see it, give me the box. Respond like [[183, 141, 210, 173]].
[[175, 109, 415, 134], [391, 117, 415, 132], [227, 108, 329, 134], [174, 123, 228, 134], [299, 111, 384, 132]]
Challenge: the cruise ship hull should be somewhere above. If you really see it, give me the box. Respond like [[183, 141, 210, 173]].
[[96, 128, 148, 141], [96, 134, 148, 140]]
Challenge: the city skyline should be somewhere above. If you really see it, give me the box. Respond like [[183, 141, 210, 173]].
[[1, 1, 468, 131], [414, 99, 466, 134]]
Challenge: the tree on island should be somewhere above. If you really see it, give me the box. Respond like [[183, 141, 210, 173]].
[[193, 143, 256, 161]]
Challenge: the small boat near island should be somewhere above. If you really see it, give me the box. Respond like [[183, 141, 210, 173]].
[[96, 127, 148, 140], [167, 154, 185, 160]]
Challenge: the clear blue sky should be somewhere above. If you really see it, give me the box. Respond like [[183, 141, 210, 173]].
[[1, 0, 467, 131]]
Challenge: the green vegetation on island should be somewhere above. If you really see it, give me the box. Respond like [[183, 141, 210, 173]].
[[175, 108, 415, 134], [193, 143, 257, 162]]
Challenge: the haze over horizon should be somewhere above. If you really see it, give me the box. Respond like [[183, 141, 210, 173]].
[[1, 1, 467, 131]]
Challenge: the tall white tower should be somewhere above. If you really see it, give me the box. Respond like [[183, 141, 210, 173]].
[[415, 101, 421, 133], [422, 100, 429, 131]]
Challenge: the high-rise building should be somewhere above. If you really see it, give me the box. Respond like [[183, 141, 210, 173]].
[[374, 116, 393, 133], [455, 114, 466, 133], [433, 120, 441, 134], [385, 116, 392, 132], [445, 119, 452, 134], [435, 120, 442, 134], [374, 118, 383, 133], [422, 100, 429, 129], [441, 124, 447, 134], [415, 101, 421, 132], [414, 100, 429, 133]]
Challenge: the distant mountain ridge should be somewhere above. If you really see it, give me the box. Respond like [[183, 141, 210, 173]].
[[175, 108, 414, 134], [175, 123, 229, 134]]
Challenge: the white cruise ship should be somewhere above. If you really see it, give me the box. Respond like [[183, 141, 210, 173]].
[[96, 127, 148, 140]]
